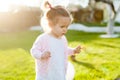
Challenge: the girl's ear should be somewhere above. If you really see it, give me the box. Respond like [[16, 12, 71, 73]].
[[48, 18, 58, 27], [48, 20, 54, 27]]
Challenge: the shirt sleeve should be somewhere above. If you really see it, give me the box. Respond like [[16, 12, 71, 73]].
[[63, 36, 74, 56], [67, 47, 74, 56], [30, 35, 46, 59]]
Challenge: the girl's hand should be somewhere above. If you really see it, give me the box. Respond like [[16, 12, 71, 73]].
[[74, 45, 81, 54], [41, 51, 51, 60]]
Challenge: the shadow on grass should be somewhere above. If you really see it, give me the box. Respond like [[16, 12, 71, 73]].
[[71, 55, 95, 69], [70, 56, 103, 74], [115, 75, 120, 80]]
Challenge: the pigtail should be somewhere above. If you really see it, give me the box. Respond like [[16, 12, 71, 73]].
[[41, 0, 53, 12], [45, 1, 52, 9]]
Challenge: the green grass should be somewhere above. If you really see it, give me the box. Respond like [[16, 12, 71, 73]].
[[0, 30, 120, 80]]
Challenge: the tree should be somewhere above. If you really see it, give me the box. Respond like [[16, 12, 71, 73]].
[[70, 0, 120, 61], [92, 0, 120, 38]]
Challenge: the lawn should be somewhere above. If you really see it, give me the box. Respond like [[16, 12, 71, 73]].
[[0, 30, 120, 80]]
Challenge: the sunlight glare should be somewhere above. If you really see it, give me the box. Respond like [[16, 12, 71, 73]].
[[0, 0, 40, 12], [0, 1, 10, 12]]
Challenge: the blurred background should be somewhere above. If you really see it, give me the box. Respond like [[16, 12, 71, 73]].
[[0, 0, 120, 80], [0, 0, 120, 32]]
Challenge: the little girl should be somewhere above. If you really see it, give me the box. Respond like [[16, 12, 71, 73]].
[[30, 1, 81, 80]]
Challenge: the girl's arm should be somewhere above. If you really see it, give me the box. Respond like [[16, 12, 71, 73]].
[[66, 47, 74, 56], [67, 46, 81, 55], [63, 36, 81, 56], [63, 36, 74, 56], [30, 35, 46, 59]]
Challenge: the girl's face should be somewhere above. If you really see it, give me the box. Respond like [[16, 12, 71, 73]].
[[50, 17, 71, 38]]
